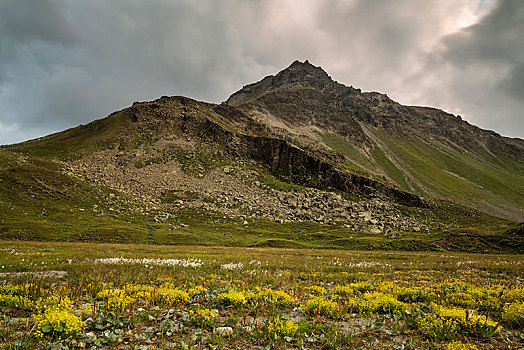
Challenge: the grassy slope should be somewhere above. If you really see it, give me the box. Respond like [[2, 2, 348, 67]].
[[0, 148, 520, 253], [320, 132, 375, 175], [320, 129, 524, 222], [377, 130, 524, 220], [0, 97, 521, 253], [0, 150, 149, 243], [7, 113, 129, 160]]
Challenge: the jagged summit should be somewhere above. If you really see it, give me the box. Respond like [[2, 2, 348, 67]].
[[274, 60, 334, 88], [226, 60, 341, 106]]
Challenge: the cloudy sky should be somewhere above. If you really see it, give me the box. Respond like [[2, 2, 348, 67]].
[[1, 0, 523, 145]]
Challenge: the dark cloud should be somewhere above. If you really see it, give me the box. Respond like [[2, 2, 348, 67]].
[[417, 0, 524, 137], [0, 0, 522, 145]]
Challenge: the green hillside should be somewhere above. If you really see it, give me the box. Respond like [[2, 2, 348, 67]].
[[0, 61, 522, 253]]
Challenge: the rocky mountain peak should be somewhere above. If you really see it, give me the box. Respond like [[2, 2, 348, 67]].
[[226, 60, 335, 106], [274, 60, 333, 88]]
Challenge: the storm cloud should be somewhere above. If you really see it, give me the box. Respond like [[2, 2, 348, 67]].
[[0, 0, 522, 145]]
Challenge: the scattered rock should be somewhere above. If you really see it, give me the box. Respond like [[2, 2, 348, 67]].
[[214, 326, 233, 336], [64, 150, 434, 232], [369, 226, 382, 234], [359, 211, 372, 221]]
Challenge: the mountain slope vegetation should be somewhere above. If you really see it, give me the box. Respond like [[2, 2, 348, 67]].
[[1, 61, 522, 252]]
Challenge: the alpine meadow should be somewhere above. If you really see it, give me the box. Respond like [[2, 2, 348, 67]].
[[1, 4, 523, 348]]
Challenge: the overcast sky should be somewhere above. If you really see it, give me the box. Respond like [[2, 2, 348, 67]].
[[1, 0, 523, 145]]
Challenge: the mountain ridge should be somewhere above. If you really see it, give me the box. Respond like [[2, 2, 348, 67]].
[[0, 60, 522, 252], [227, 60, 523, 160], [222, 60, 523, 221]]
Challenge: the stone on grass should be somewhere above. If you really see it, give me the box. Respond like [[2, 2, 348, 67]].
[[214, 326, 233, 336]]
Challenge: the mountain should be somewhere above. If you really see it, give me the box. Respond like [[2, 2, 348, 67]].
[[0, 60, 522, 252], [226, 60, 524, 221]]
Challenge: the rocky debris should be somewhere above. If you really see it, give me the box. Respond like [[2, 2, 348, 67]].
[[63, 145, 434, 233]]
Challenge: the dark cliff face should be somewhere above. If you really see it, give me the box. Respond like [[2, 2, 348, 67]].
[[171, 102, 427, 207], [121, 97, 427, 207], [239, 136, 427, 207]]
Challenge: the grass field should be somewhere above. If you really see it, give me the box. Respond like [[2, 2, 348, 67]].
[[320, 129, 524, 222], [0, 241, 522, 349]]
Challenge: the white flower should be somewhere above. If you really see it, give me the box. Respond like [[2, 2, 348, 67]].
[[221, 262, 243, 270], [94, 257, 203, 268]]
